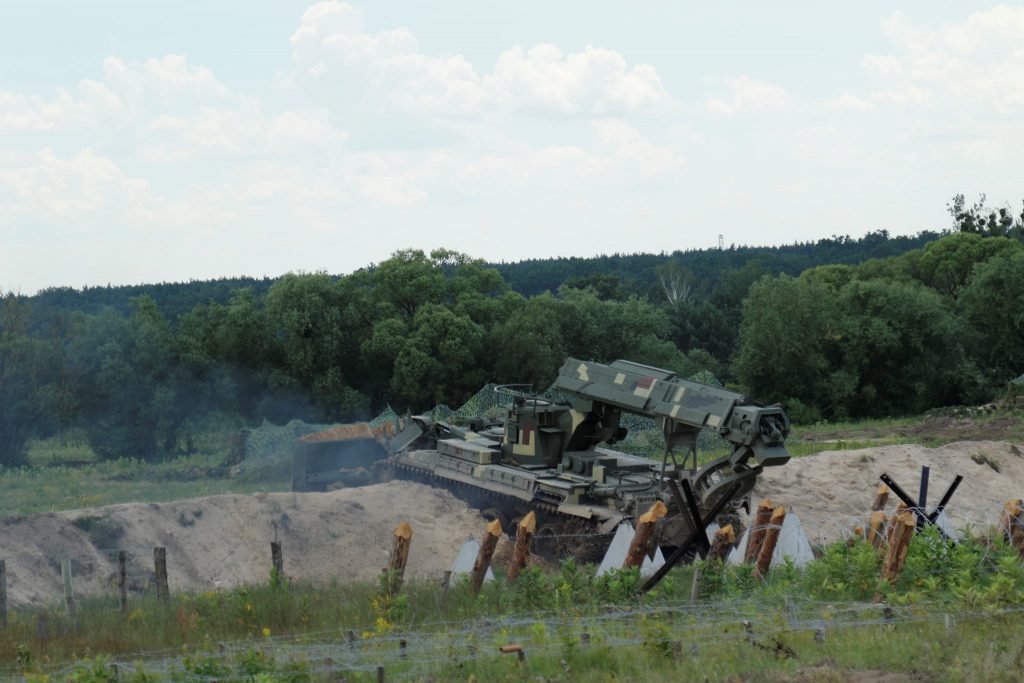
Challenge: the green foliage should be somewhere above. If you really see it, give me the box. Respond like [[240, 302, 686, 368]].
[[948, 192, 1024, 240], [836, 278, 973, 415], [959, 250, 1024, 383], [736, 254, 981, 418], [3, 217, 1024, 466], [913, 232, 1022, 298], [734, 275, 840, 410]]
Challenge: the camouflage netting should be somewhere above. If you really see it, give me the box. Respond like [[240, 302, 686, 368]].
[[244, 372, 731, 464], [245, 419, 334, 462]]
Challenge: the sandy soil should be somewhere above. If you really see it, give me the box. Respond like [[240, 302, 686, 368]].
[[4, 439, 1023, 607], [0, 481, 485, 608], [752, 440, 1024, 546]]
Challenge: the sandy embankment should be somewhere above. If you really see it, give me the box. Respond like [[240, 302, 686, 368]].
[[3, 439, 1023, 606], [752, 440, 1024, 545], [0, 481, 485, 607]]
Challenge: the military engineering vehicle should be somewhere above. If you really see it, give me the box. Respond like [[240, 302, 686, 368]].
[[293, 357, 791, 557]]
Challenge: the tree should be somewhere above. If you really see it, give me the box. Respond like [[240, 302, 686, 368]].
[[835, 280, 972, 416], [913, 233, 1022, 298], [72, 299, 181, 461], [391, 304, 487, 408], [371, 249, 447, 317], [654, 262, 693, 310], [948, 193, 1024, 239], [0, 294, 64, 466], [733, 275, 843, 410], [490, 295, 567, 388], [958, 251, 1024, 384]]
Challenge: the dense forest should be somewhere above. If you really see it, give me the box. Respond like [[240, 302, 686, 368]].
[[1, 195, 1023, 467]]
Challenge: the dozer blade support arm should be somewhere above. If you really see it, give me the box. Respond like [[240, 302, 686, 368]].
[[554, 357, 791, 469]]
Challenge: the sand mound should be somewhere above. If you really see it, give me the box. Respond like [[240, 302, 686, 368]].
[[6, 440, 1023, 607], [752, 440, 1024, 546], [0, 481, 485, 608]]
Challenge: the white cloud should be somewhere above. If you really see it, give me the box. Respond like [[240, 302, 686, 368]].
[[142, 106, 346, 161], [826, 93, 874, 111], [0, 81, 124, 131], [458, 119, 681, 185], [864, 6, 1024, 111], [0, 148, 158, 231], [486, 44, 669, 113], [706, 76, 791, 115], [0, 54, 230, 133], [101, 54, 230, 103], [1, 52, 349, 164], [289, 1, 670, 115]]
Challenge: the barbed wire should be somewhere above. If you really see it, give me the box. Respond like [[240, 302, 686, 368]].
[[19, 596, 1017, 681]]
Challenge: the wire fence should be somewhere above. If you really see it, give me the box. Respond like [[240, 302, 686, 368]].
[[23, 596, 1018, 681], [3, 503, 1024, 681], [0, 501, 1017, 631]]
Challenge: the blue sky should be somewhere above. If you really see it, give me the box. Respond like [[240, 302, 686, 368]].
[[1, 1, 1021, 292]]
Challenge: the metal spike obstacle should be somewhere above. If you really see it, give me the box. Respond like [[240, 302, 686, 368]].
[[880, 466, 963, 541]]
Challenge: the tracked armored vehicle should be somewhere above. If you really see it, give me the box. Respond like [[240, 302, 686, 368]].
[[293, 357, 791, 557]]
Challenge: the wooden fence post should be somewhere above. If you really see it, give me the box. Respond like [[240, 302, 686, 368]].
[[998, 499, 1024, 556], [867, 511, 887, 549], [270, 542, 284, 585], [117, 551, 128, 614], [440, 570, 452, 611], [61, 559, 75, 618], [470, 519, 502, 595], [872, 484, 889, 511], [0, 559, 7, 629], [154, 547, 169, 604], [753, 507, 786, 579], [886, 503, 908, 546], [744, 499, 774, 563], [507, 512, 536, 582], [875, 510, 916, 602], [708, 525, 736, 562], [689, 565, 702, 604], [623, 500, 667, 569], [386, 522, 413, 596]]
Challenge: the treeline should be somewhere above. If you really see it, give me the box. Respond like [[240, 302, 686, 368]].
[[2, 196, 1022, 467], [493, 229, 941, 298], [0, 249, 701, 467]]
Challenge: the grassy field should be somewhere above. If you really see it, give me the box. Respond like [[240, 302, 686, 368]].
[[0, 432, 290, 518], [3, 408, 1024, 680], [3, 405, 1022, 519], [5, 527, 1024, 681]]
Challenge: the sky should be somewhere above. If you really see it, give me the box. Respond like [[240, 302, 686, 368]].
[[1, 1, 1022, 293]]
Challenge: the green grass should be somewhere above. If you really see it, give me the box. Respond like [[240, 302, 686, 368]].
[[0, 454, 289, 518], [7, 529, 1024, 680]]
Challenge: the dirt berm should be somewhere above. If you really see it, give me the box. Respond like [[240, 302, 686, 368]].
[[3, 440, 1022, 607], [0, 481, 486, 608], [752, 440, 1024, 545]]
